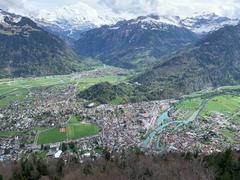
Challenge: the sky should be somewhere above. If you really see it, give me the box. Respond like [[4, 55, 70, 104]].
[[1, 0, 240, 18]]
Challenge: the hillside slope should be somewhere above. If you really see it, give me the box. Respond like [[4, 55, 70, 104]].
[[135, 24, 240, 99], [74, 15, 199, 69], [0, 10, 85, 77]]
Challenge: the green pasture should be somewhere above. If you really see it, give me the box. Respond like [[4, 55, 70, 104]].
[[200, 95, 240, 118], [0, 131, 24, 137], [0, 66, 128, 107], [175, 98, 202, 119], [77, 75, 127, 91], [0, 76, 70, 107]]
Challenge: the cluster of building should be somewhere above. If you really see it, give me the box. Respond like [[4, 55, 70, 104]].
[[94, 101, 166, 151], [0, 75, 172, 161], [158, 110, 240, 154], [1, 68, 240, 161]]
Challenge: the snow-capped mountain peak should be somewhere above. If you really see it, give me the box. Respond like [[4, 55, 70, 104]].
[[133, 14, 182, 27], [182, 13, 239, 34], [0, 9, 22, 25], [33, 5, 239, 40], [36, 2, 122, 30], [34, 2, 124, 39], [105, 14, 184, 32]]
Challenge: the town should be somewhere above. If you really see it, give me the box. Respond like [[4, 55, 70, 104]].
[[0, 80, 170, 161], [0, 69, 240, 162]]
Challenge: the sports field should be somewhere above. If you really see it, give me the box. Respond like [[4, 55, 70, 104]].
[[37, 115, 100, 144]]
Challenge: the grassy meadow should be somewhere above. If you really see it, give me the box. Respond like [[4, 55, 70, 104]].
[[200, 95, 240, 118], [0, 66, 129, 108], [0, 76, 70, 107]]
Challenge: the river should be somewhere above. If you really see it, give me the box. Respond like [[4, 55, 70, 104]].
[[140, 99, 207, 152]]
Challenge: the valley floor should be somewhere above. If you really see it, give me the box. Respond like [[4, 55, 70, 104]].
[[0, 67, 239, 162]]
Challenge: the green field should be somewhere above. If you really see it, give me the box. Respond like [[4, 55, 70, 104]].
[[37, 127, 67, 144], [0, 67, 128, 107], [175, 98, 202, 119], [220, 129, 236, 144], [201, 95, 240, 118], [185, 88, 213, 98], [175, 89, 240, 121], [0, 131, 24, 137], [176, 98, 202, 111], [37, 115, 100, 144], [0, 76, 70, 107], [77, 75, 127, 91]]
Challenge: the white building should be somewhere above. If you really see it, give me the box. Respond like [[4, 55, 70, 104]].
[[54, 150, 63, 158]]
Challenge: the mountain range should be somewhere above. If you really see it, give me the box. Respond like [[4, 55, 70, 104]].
[[0, 9, 85, 77], [1, 7, 240, 100], [72, 13, 239, 69], [73, 15, 199, 69], [182, 13, 239, 34], [34, 2, 123, 40], [79, 22, 240, 102], [134, 23, 240, 99], [35, 8, 239, 40]]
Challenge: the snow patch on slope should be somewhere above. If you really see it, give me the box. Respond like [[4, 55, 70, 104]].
[[105, 13, 239, 33], [139, 15, 181, 27], [0, 9, 22, 25], [33, 3, 239, 36], [182, 13, 239, 34], [36, 1, 123, 31]]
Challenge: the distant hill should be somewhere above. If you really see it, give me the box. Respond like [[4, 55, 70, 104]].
[[0, 10, 86, 78], [74, 15, 199, 69], [135, 23, 240, 99], [78, 82, 147, 104]]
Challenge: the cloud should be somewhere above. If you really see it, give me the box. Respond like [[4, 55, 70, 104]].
[[98, 0, 157, 15], [1, 0, 240, 18], [98, 0, 240, 18], [0, 0, 25, 11]]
